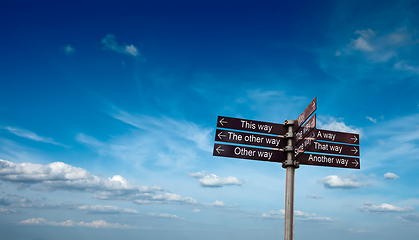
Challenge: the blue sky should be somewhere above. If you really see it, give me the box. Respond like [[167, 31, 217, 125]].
[[1, 0, 419, 239]]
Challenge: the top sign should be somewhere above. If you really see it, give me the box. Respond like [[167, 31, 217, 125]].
[[295, 97, 317, 129], [315, 129, 360, 145], [217, 116, 287, 136]]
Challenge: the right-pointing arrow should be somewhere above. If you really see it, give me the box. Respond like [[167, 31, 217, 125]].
[[351, 147, 358, 155], [216, 145, 224, 154], [352, 159, 359, 167], [351, 135, 358, 143]]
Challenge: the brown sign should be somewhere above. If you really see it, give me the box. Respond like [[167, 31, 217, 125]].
[[295, 97, 316, 129], [213, 143, 285, 163], [215, 129, 285, 149], [315, 129, 360, 145], [293, 129, 316, 159], [293, 114, 316, 145], [298, 153, 360, 169], [306, 141, 360, 157], [217, 116, 286, 136]]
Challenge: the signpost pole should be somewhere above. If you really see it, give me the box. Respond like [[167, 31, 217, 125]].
[[283, 120, 298, 240]]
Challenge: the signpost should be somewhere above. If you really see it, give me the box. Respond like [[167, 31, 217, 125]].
[[212, 97, 361, 240]]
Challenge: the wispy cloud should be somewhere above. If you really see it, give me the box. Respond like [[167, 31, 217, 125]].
[[366, 116, 377, 123], [317, 116, 363, 135], [261, 210, 332, 221], [63, 44, 75, 55], [3, 127, 68, 147], [348, 228, 369, 233], [19, 218, 151, 229], [397, 213, 419, 223], [318, 175, 370, 189], [186, 171, 242, 188], [101, 34, 144, 60], [360, 201, 414, 212], [306, 194, 323, 199]]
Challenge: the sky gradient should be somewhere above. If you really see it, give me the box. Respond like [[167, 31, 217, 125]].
[[1, 1, 419, 240]]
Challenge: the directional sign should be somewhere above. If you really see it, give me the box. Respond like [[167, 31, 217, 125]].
[[293, 129, 316, 159], [215, 129, 286, 149], [213, 143, 285, 163], [293, 114, 316, 145], [305, 141, 360, 157], [298, 153, 360, 169], [217, 116, 287, 136], [315, 129, 359, 145], [295, 97, 316, 129]]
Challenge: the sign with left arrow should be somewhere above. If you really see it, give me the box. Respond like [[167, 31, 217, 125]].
[[215, 129, 286, 149], [213, 143, 286, 163], [217, 116, 287, 136]]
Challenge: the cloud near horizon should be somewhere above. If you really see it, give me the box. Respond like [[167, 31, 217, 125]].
[[19, 218, 150, 229], [186, 171, 242, 188], [360, 201, 414, 212], [319, 175, 370, 189]]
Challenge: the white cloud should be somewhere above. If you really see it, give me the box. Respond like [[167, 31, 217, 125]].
[[366, 116, 377, 123], [186, 171, 242, 188], [317, 116, 363, 136], [261, 210, 332, 221], [0, 207, 20, 213], [319, 175, 369, 189], [19, 218, 150, 229], [63, 44, 75, 55], [101, 34, 142, 58], [351, 36, 374, 52], [3, 126, 67, 147], [384, 172, 399, 179], [0, 159, 197, 206], [348, 228, 368, 233], [186, 171, 207, 178], [360, 202, 414, 212], [76, 205, 140, 214], [192, 209, 201, 213]]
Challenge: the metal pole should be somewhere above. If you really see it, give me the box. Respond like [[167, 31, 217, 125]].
[[283, 120, 299, 240]]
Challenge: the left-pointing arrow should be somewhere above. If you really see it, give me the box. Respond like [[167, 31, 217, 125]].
[[219, 118, 227, 126], [216, 145, 224, 154], [218, 131, 226, 140]]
